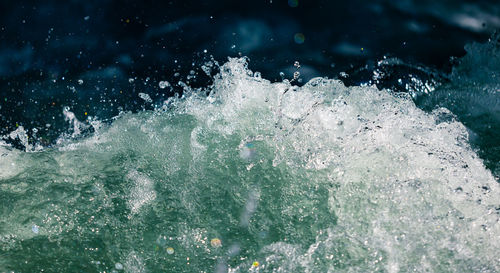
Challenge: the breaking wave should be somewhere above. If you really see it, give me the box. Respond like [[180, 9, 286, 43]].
[[0, 52, 499, 272]]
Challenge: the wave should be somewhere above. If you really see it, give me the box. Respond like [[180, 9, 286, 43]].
[[1, 54, 498, 272]]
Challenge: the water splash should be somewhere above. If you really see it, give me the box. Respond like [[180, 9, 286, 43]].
[[0, 57, 498, 272]]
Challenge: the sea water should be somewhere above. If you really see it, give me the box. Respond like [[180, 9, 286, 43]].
[[1, 45, 499, 272]]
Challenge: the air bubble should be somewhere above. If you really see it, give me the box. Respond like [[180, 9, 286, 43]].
[[115, 263, 123, 270], [210, 238, 222, 248], [166, 247, 174, 254]]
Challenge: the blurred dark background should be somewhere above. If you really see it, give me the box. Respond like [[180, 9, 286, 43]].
[[0, 0, 498, 144]]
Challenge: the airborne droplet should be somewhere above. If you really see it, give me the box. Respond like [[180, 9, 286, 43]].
[[159, 81, 170, 89]]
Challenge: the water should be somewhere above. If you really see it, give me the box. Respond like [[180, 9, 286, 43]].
[[417, 36, 500, 179], [1, 1, 500, 270], [1, 48, 499, 272]]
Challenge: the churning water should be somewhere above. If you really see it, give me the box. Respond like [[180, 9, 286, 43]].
[[1, 38, 499, 272]]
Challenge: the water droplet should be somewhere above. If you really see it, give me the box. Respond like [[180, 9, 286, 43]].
[[138, 93, 152, 103], [339, 72, 349, 78], [159, 81, 170, 89]]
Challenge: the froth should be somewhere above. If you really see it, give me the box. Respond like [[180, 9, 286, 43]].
[[182, 58, 500, 271]]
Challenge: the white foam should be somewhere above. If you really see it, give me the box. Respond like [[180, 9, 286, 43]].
[[8, 126, 31, 151], [190, 58, 500, 271], [62, 106, 88, 139], [0, 142, 22, 179], [124, 251, 146, 273], [127, 170, 156, 215]]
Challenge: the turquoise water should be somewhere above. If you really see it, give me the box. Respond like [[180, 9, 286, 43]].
[[1, 54, 499, 272]]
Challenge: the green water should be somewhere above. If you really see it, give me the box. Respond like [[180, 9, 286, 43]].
[[1, 58, 499, 272]]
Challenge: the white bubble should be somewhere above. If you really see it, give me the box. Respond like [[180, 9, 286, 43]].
[[31, 225, 39, 234]]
